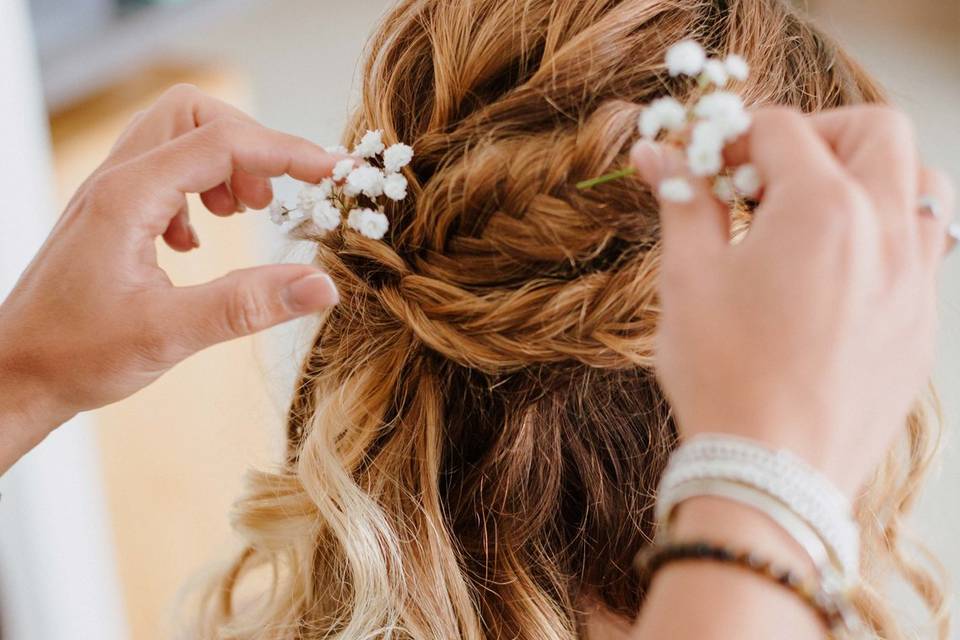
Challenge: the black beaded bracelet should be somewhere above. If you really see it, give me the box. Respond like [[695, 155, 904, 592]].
[[633, 540, 849, 632]]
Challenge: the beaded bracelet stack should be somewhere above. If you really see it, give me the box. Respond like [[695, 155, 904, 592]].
[[633, 541, 851, 631], [637, 434, 863, 636]]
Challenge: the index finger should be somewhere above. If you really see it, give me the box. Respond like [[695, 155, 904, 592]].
[[105, 84, 256, 169], [723, 107, 847, 188], [726, 106, 918, 233], [106, 84, 271, 218], [107, 118, 342, 235], [806, 106, 918, 228]]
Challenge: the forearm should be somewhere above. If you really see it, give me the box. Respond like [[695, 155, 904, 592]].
[[630, 497, 827, 640]]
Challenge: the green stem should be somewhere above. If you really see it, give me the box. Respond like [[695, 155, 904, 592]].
[[575, 166, 637, 190]]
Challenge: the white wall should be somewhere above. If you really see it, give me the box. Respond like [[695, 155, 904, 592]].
[[0, 1, 127, 638]]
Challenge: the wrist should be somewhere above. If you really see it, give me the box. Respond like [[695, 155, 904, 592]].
[[637, 497, 829, 637], [670, 496, 817, 578], [0, 337, 74, 472], [676, 410, 864, 498]]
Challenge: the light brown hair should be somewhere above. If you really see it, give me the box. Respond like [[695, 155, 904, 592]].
[[197, 0, 948, 637]]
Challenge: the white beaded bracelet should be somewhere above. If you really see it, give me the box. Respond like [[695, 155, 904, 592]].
[[656, 434, 860, 590]]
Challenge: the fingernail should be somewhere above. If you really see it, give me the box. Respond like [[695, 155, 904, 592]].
[[630, 140, 665, 184], [188, 224, 201, 248], [237, 203, 247, 213], [282, 272, 339, 312]]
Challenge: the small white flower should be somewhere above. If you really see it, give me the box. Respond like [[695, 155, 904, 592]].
[[702, 59, 729, 87], [665, 40, 706, 77], [687, 120, 726, 177], [713, 175, 737, 203], [383, 172, 408, 201], [694, 91, 745, 122], [347, 208, 389, 240], [315, 178, 334, 199], [269, 199, 287, 225], [312, 199, 341, 232], [346, 208, 362, 228], [687, 142, 724, 177], [690, 120, 726, 154], [287, 207, 307, 222], [694, 92, 751, 141], [659, 177, 695, 203], [324, 144, 349, 155], [732, 163, 762, 199], [345, 165, 385, 198], [354, 129, 385, 158], [687, 120, 727, 178], [383, 143, 414, 173], [342, 181, 359, 198], [638, 97, 688, 139], [724, 54, 750, 82], [296, 185, 318, 214], [333, 158, 356, 181]]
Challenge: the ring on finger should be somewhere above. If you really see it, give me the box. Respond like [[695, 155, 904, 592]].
[[918, 194, 957, 255], [918, 194, 943, 220]]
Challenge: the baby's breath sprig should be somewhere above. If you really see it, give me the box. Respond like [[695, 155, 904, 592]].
[[575, 166, 637, 190], [268, 129, 414, 240], [577, 40, 762, 206]]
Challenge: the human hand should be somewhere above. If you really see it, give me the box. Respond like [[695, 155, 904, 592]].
[[0, 85, 340, 471], [631, 106, 955, 496]]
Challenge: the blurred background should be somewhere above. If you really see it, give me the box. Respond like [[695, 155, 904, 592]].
[[0, 0, 956, 638]]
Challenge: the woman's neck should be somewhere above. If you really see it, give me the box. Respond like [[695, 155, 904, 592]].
[[579, 595, 635, 639]]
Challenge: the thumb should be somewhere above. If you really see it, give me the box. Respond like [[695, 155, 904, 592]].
[[170, 264, 339, 351], [630, 140, 729, 260]]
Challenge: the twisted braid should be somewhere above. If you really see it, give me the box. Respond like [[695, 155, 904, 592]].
[[318, 237, 661, 372], [294, 97, 664, 373]]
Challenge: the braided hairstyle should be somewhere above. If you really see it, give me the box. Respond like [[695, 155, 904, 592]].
[[198, 1, 948, 638]]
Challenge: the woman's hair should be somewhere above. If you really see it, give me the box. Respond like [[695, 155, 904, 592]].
[[197, 0, 948, 637]]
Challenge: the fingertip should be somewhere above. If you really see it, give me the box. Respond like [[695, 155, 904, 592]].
[[162, 208, 196, 252], [163, 236, 195, 253], [288, 136, 351, 184], [231, 172, 273, 210], [281, 271, 340, 313], [630, 140, 665, 185], [188, 224, 201, 248], [631, 143, 703, 206], [200, 183, 238, 216], [164, 224, 199, 252], [722, 136, 751, 169]]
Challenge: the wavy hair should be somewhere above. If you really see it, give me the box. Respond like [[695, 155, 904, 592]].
[[195, 0, 948, 637]]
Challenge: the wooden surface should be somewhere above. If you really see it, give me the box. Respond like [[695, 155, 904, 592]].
[[48, 65, 284, 639]]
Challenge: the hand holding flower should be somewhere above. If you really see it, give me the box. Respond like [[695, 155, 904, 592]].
[[631, 105, 956, 495], [0, 85, 342, 473]]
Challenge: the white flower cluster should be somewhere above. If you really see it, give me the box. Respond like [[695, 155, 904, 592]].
[[268, 130, 414, 240], [642, 40, 762, 204], [666, 42, 749, 85]]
